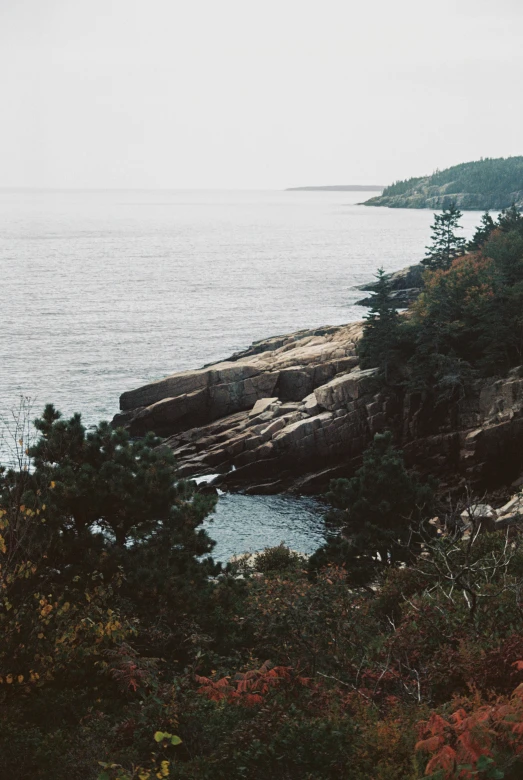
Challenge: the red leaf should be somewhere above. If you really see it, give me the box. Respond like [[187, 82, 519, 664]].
[[244, 693, 263, 707], [415, 735, 444, 753], [426, 745, 457, 774]]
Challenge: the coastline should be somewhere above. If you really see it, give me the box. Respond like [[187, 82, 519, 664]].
[[113, 256, 523, 498]]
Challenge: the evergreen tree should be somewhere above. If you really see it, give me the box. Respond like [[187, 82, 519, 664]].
[[422, 202, 466, 270], [309, 431, 434, 585], [357, 268, 400, 381], [2, 404, 218, 619], [23, 405, 191, 553], [497, 203, 523, 233], [468, 211, 496, 251]]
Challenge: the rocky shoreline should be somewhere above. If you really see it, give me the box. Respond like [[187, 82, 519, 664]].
[[113, 320, 373, 493], [114, 281, 523, 495], [354, 263, 424, 307]]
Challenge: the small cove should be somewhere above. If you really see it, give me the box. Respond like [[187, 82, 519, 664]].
[[205, 492, 328, 563]]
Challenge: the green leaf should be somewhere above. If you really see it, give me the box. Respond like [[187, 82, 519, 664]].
[[476, 755, 493, 770], [154, 731, 181, 746]]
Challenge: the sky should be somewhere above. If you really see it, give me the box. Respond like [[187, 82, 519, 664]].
[[1, 0, 523, 190]]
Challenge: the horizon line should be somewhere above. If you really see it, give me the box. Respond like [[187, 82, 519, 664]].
[[0, 184, 387, 193]]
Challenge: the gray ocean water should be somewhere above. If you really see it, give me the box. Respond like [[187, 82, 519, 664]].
[[0, 189, 482, 559]]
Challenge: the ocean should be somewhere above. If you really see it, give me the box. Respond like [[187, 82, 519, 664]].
[[0, 188, 483, 560]]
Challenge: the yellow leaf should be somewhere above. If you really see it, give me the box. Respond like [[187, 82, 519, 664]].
[[49, 482, 56, 489]]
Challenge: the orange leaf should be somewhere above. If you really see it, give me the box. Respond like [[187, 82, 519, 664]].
[[426, 745, 457, 774], [415, 735, 443, 753]]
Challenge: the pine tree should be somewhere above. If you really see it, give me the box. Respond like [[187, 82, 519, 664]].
[[468, 211, 496, 251], [423, 202, 466, 270], [7, 404, 217, 582], [358, 268, 400, 381]]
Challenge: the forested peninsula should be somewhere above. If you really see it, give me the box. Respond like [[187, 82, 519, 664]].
[[363, 155, 523, 210]]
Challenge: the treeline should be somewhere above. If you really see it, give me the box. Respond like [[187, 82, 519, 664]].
[[366, 156, 523, 210], [359, 203, 523, 393], [382, 175, 424, 197], [430, 157, 523, 196], [383, 157, 523, 198]]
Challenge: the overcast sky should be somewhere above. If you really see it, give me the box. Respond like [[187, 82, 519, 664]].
[[1, 0, 522, 190]]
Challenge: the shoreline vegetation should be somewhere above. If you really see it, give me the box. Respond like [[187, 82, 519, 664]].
[[4, 202, 523, 778], [112, 203, 523, 498], [363, 155, 523, 210]]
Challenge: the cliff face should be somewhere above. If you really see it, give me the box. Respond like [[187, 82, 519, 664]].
[[114, 325, 523, 495]]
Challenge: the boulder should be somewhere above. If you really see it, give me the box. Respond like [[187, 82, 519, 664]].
[[314, 368, 379, 410], [259, 419, 286, 439], [249, 397, 279, 417], [498, 493, 523, 516], [460, 504, 497, 531], [302, 393, 320, 416], [494, 494, 523, 529]]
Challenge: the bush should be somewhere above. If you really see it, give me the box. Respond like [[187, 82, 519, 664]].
[[253, 544, 305, 574]]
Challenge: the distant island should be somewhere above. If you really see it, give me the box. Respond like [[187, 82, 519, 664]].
[[286, 184, 384, 192], [363, 156, 523, 210]]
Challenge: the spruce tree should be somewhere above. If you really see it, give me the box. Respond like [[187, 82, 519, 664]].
[[468, 211, 495, 251], [423, 202, 466, 270], [497, 203, 523, 233], [358, 267, 400, 381]]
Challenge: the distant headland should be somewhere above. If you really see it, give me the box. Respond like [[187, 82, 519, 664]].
[[363, 156, 523, 210], [286, 184, 384, 192]]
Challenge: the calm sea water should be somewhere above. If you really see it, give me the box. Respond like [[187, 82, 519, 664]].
[[0, 189, 483, 560]]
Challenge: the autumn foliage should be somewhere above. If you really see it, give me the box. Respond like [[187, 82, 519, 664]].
[[195, 661, 303, 707], [416, 676, 523, 778], [3, 207, 523, 778]]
